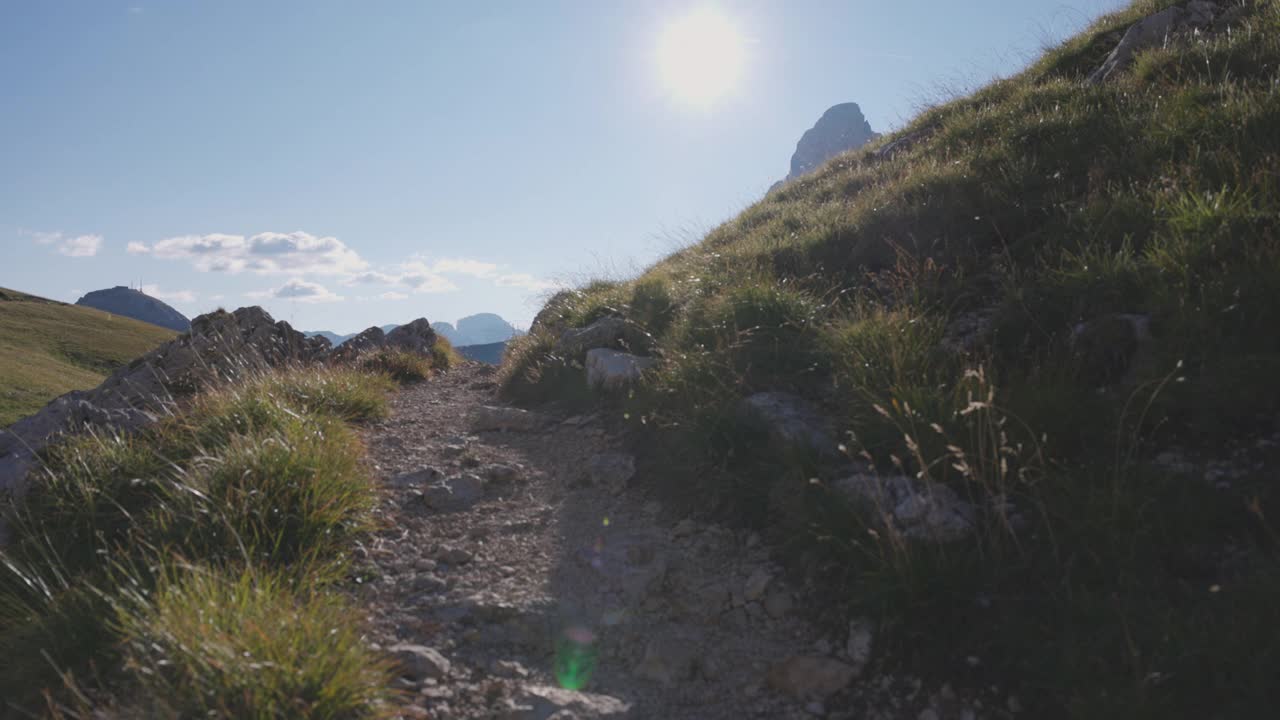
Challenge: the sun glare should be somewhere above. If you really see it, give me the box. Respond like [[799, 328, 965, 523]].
[[657, 8, 746, 107]]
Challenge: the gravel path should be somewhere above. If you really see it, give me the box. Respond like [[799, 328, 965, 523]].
[[355, 363, 984, 720]]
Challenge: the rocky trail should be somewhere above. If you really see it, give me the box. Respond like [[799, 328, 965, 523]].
[[355, 363, 986, 720]]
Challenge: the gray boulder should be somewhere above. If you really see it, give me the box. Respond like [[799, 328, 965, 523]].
[[558, 316, 651, 357], [832, 474, 975, 543], [740, 392, 838, 457], [586, 349, 656, 390], [423, 473, 486, 512], [504, 685, 632, 719], [471, 406, 548, 433]]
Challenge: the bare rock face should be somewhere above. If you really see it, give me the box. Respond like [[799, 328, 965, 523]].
[[558, 316, 651, 358], [586, 349, 656, 390], [386, 318, 438, 354], [832, 474, 976, 543], [1089, 1, 1221, 83], [0, 306, 327, 500], [787, 103, 879, 180], [740, 392, 838, 457]]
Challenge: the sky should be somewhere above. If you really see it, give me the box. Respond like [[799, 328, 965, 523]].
[[0, 0, 1129, 334]]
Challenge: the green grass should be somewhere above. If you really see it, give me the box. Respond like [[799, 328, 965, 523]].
[[0, 287, 177, 426], [503, 1, 1280, 714], [0, 366, 398, 715]]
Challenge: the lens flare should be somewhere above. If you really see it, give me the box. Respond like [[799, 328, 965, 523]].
[[554, 625, 598, 690]]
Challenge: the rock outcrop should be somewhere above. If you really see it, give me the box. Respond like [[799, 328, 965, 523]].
[[0, 306, 329, 499], [75, 286, 191, 332], [1088, 1, 1223, 83], [433, 313, 521, 347]]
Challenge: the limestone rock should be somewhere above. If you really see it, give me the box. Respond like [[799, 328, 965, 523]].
[[472, 406, 548, 433], [389, 643, 451, 681], [743, 568, 773, 603], [764, 588, 794, 618], [767, 656, 858, 700], [740, 392, 837, 457], [1089, 2, 1220, 83], [391, 466, 443, 489], [845, 619, 875, 673], [832, 474, 975, 542], [423, 473, 486, 512], [1071, 313, 1151, 385], [557, 316, 649, 357], [635, 633, 697, 685], [587, 453, 636, 493], [505, 685, 632, 719], [585, 349, 655, 390]]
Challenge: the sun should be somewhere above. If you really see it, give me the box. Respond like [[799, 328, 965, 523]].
[[657, 8, 746, 107]]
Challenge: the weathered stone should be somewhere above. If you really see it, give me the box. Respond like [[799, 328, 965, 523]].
[[1089, 3, 1220, 83], [506, 685, 632, 720], [635, 633, 697, 685], [767, 656, 858, 700], [437, 546, 474, 565], [586, 453, 636, 493], [845, 619, 875, 673], [423, 473, 486, 512], [484, 463, 523, 484], [741, 392, 837, 456], [472, 406, 548, 433], [557, 316, 649, 357], [390, 644, 451, 681], [391, 466, 443, 488], [585, 349, 655, 390], [743, 568, 773, 603], [765, 588, 795, 618], [832, 474, 975, 543]]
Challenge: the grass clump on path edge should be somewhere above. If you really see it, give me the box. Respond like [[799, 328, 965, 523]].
[[0, 365, 402, 717], [502, 1, 1280, 715]]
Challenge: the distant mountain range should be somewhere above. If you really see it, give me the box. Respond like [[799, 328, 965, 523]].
[[75, 286, 191, 333], [304, 313, 522, 364]]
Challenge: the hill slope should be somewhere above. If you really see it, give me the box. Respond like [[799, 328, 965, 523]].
[[502, 1, 1280, 714], [0, 287, 177, 426], [75, 286, 191, 332]]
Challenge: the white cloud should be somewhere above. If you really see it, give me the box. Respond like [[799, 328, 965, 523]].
[[257, 279, 344, 304], [141, 284, 196, 303], [58, 234, 102, 257], [495, 273, 560, 292], [147, 231, 366, 275], [346, 271, 399, 285], [126, 241, 150, 254], [23, 230, 103, 257], [379, 291, 409, 300], [431, 258, 498, 278]]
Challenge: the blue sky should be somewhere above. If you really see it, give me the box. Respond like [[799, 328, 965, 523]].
[[1, 0, 1128, 333]]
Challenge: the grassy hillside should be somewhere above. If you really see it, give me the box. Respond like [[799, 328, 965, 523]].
[[503, 0, 1280, 714], [0, 287, 177, 426]]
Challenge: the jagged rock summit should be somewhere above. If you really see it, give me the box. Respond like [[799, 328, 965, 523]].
[[787, 102, 879, 180], [76, 286, 191, 333]]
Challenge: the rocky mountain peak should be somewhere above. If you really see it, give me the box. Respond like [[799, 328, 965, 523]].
[[787, 102, 879, 180]]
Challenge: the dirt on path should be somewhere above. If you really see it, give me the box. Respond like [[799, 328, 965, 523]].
[[356, 363, 980, 720]]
